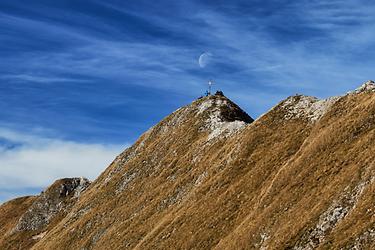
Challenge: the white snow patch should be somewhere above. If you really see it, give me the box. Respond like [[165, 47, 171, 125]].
[[282, 95, 340, 122]]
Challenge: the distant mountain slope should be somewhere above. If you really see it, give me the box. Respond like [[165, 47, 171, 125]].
[[1, 82, 374, 250]]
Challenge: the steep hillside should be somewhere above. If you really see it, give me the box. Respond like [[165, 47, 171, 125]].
[[1, 82, 375, 250], [0, 178, 90, 249]]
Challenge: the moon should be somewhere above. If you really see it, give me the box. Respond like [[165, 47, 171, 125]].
[[198, 52, 212, 68]]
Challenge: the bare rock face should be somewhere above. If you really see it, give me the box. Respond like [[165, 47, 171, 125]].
[[351, 80, 375, 94], [196, 95, 253, 140], [14, 177, 90, 232], [280, 95, 341, 122]]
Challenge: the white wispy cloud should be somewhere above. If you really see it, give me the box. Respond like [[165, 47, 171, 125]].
[[0, 128, 125, 202], [1, 0, 374, 203], [190, 1, 375, 95], [2, 0, 375, 101], [0, 74, 91, 83]]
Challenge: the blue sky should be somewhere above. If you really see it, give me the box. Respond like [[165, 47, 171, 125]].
[[1, 0, 375, 202]]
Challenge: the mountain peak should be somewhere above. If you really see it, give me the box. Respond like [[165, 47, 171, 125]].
[[143, 93, 254, 143], [195, 93, 253, 123], [280, 94, 340, 122], [352, 80, 375, 94], [193, 94, 253, 140]]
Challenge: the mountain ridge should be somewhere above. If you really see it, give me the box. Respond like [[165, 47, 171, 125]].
[[1, 81, 375, 249]]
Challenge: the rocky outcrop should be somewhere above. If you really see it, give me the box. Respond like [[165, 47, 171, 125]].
[[196, 95, 253, 140], [281, 94, 340, 122], [14, 177, 90, 232], [350, 80, 375, 94], [0, 177, 90, 250]]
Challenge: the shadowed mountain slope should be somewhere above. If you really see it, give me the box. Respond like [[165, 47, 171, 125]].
[[1, 83, 375, 249]]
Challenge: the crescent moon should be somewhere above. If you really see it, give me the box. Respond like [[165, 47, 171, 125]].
[[198, 52, 212, 68]]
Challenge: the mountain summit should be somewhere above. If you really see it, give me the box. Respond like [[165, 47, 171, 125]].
[[1, 84, 375, 250]]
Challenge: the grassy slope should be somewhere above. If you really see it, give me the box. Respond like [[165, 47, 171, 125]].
[[33, 95, 314, 249], [0, 196, 37, 249], [0, 179, 90, 250], [4, 92, 374, 249], [216, 92, 375, 249]]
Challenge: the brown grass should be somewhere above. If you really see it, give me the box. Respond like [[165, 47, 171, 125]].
[[2, 92, 375, 249]]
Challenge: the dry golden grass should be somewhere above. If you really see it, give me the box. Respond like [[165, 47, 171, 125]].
[[0, 196, 36, 249], [0, 178, 90, 250], [1, 91, 375, 250]]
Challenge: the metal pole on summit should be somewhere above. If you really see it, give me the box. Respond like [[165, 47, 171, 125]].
[[208, 80, 213, 95]]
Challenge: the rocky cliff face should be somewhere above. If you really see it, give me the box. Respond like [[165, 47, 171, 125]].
[[1, 83, 375, 250], [14, 177, 90, 232]]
